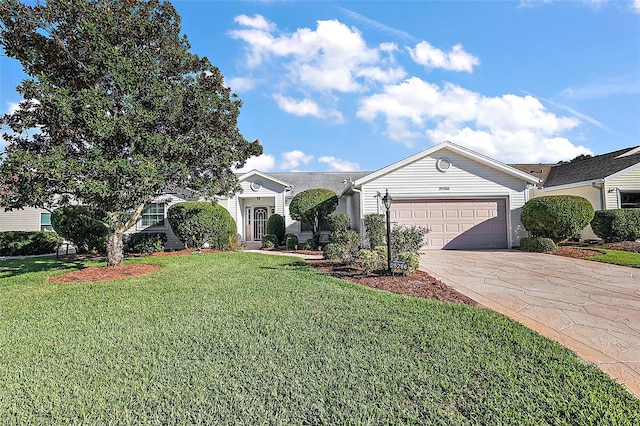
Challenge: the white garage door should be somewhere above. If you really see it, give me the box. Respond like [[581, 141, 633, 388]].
[[390, 199, 508, 250]]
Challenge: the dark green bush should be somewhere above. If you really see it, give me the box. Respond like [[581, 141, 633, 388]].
[[303, 238, 318, 250], [519, 237, 557, 253], [124, 232, 167, 254], [323, 231, 361, 263], [51, 205, 109, 254], [0, 231, 62, 256], [326, 213, 350, 234], [266, 214, 285, 244], [285, 233, 298, 250], [390, 225, 428, 257], [261, 234, 278, 249], [521, 196, 594, 243], [364, 213, 386, 248], [289, 188, 338, 243], [591, 209, 640, 242], [168, 202, 236, 250], [397, 251, 420, 276]]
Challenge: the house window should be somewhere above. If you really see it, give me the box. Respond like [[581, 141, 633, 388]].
[[40, 212, 53, 231], [141, 203, 165, 227], [620, 192, 640, 208]]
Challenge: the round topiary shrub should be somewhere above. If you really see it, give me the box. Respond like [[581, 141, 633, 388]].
[[326, 213, 351, 234], [285, 233, 298, 250], [51, 205, 109, 254], [168, 202, 236, 250], [303, 238, 318, 250], [521, 196, 594, 243], [519, 237, 557, 253], [266, 214, 285, 244], [591, 209, 640, 242]]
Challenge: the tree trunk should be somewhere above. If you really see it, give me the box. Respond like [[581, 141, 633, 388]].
[[106, 230, 124, 267]]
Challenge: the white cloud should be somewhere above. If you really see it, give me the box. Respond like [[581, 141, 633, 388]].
[[227, 77, 258, 92], [407, 41, 480, 73], [634, 0, 640, 13], [234, 14, 276, 31], [280, 150, 313, 170], [318, 156, 360, 171], [273, 94, 344, 123], [235, 154, 276, 172], [6, 101, 20, 115], [357, 77, 589, 162]]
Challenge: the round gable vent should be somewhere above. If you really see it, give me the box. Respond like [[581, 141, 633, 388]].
[[436, 158, 451, 172], [250, 181, 262, 191]]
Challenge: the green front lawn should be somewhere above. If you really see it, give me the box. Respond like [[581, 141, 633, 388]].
[[1, 253, 638, 424], [585, 248, 640, 268]]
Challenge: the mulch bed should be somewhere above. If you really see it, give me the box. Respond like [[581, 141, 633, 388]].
[[307, 259, 478, 306], [49, 264, 161, 283]]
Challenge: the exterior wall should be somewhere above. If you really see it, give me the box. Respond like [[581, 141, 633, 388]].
[[605, 167, 640, 209], [0, 207, 46, 232], [360, 148, 531, 248]]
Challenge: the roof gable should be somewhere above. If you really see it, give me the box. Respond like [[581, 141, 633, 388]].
[[353, 141, 541, 186], [238, 170, 293, 188], [544, 146, 640, 188]]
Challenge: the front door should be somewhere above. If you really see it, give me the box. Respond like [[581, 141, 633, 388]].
[[253, 207, 268, 241]]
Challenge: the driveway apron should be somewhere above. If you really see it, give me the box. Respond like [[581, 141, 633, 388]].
[[420, 250, 640, 398]]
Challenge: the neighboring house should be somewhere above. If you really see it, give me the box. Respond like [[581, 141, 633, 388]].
[[512, 146, 640, 240], [7, 142, 637, 250]]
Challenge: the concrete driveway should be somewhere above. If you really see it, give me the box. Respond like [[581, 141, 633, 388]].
[[420, 250, 640, 398]]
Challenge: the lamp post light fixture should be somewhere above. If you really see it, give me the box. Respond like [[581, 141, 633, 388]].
[[382, 189, 392, 275]]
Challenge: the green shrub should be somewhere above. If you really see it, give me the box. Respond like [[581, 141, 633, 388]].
[[519, 237, 557, 253], [356, 249, 383, 275], [397, 251, 420, 276], [266, 214, 285, 244], [390, 225, 428, 257], [374, 245, 388, 263], [0, 231, 62, 256], [51, 205, 109, 254], [326, 213, 350, 235], [167, 202, 236, 250], [323, 231, 361, 264], [521, 196, 595, 243], [124, 232, 167, 254], [591, 209, 640, 242], [364, 213, 386, 248], [285, 233, 298, 250], [261, 234, 278, 249], [303, 238, 318, 250], [289, 188, 338, 244]]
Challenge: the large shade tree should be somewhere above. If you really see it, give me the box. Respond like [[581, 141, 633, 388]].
[[0, 0, 262, 265]]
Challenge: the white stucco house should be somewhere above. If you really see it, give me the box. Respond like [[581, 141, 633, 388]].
[[2, 141, 638, 250]]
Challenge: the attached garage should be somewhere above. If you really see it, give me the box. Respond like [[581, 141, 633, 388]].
[[390, 199, 508, 250], [342, 141, 542, 250]]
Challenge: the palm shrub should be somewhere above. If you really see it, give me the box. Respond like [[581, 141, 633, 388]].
[[51, 205, 109, 253], [364, 214, 386, 248], [266, 214, 285, 244], [591, 209, 640, 242], [521, 196, 594, 243]]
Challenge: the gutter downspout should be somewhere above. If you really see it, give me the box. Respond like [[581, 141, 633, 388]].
[[351, 186, 365, 240], [591, 180, 605, 210]]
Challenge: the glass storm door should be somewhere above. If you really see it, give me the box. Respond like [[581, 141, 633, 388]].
[[253, 207, 268, 241]]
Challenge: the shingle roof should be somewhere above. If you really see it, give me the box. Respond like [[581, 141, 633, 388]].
[[542, 146, 640, 188], [266, 171, 371, 196], [509, 164, 558, 185]]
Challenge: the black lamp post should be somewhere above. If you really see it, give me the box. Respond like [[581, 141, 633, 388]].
[[382, 189, 392, 274]]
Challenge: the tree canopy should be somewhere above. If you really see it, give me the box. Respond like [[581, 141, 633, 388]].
[[0, 0, 262, 265], [289, 188, 338, 244]]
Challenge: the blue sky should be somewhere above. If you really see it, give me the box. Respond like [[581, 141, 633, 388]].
[[1, 0, 639, 172]]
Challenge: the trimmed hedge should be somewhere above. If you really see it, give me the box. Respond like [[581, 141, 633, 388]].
[[303, 238, 318, 250], [326, 213, 351, 234], [397, 251, 420, 276], [266, 214, 285, 244], [124, 232, 167, 254], [0, 231, 62, 256], [521, 196, 594, 243], [285, 234, 298, 250], [591, 209, 640, 243], [519, 237, 557, 253], [390, 225, 428, 256], [51, 205, 109, 254], [364, 214, 386, 248]]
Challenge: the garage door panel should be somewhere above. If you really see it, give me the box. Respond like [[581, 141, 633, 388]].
[[390, 199, 507, 250]]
